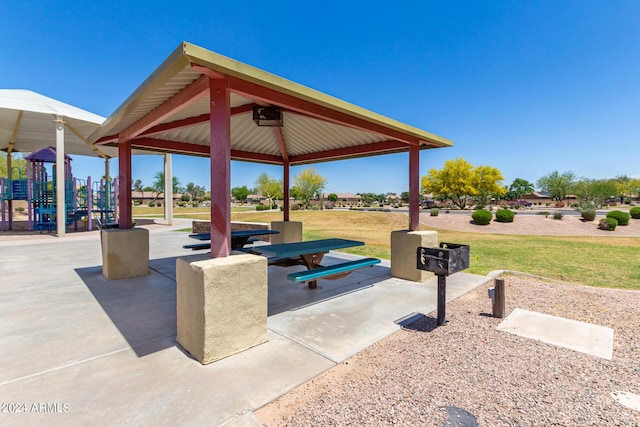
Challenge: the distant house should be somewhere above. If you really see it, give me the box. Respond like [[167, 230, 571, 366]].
[[334, 193, 361, 204], [521, 191, 577, 205], [132, 191, 182, 206]]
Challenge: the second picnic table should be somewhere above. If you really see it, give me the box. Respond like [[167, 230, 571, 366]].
[[250, 238, 366, 289], [186, 229, 280, 250]]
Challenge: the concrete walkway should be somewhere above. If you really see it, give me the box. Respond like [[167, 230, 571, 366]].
[[0, 222, 489, 426]]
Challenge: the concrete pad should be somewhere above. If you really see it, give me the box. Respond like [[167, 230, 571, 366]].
[[496, 308, 614, 359], [0, 331, 334, 426], [611, 391, 640, 412], [0, 227, 488, 426], [268, 272, 488, 362]]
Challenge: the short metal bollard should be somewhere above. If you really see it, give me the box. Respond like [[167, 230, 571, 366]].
[[488, 278, 505, 318], [417, 242, 470, 326]]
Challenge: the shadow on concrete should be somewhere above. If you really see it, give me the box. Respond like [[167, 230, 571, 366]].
[[74, 262, 178, 358], [265, 260, 389, 316], [74, 254, 389, 357]]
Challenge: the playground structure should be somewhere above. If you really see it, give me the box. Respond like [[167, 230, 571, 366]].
[[0, 146, 118, 233]]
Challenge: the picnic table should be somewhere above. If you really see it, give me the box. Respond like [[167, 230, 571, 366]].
[[185, 229, 280, 250], [250, 238, 379, 289]]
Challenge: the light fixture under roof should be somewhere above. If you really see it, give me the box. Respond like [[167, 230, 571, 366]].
[[253, 106, 283, 127]]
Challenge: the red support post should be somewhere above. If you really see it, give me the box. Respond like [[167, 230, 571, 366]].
[[409, 145, 420, 231], [118, 139, 133, 229], [209, 76, 231, 258], [283, 160, 290, 222]]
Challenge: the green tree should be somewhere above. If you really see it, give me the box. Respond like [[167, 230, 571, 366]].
[[0, 153, 27, 179], [422, 158, 476, 209], [358, 193, 376, 205], [507, 178, 535, 200], [474, 165, 506, 208], [573, 178, 617, 209], [151, 171, 181, 203], [255, 173, 283, 207], [293, 167, 327, 207], [401, 191, 410, 204], [132, 179, 144, 193], [625, 178, 640, 199], [422, 158, 505, 209], [185, 182, 206, 203], [231, 185, 250, 204], [536, 170, 576, 202]]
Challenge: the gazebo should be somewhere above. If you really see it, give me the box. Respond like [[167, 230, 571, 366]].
[[87, 41, 453, 363]]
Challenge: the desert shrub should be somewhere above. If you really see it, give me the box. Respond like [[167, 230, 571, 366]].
[[495, 209, 515, 223], [599, 218, 617, 231], [133, 200, 142, 206], [606, 210, 630, 226], [472, 209, 492, 225], [148, 202, 156, 207], [537, 211, 550, 216], [15, 206, 25, 212], [580, 208, 596, 221], [430, 207, 440, 216], [553, 211, 563, 220], [291, 204, 300, 211], [309, 205, 320, 210], [629, 207, 640, 219], [256, 203, 268, 211]]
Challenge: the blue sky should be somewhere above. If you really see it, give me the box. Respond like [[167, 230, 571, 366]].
[[2, 1, 639, 194]]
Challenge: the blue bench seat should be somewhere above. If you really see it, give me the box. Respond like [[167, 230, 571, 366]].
[[183, 237, 260, 251], [287, 257, 381, 283]]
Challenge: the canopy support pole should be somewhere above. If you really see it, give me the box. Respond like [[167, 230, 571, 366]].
[[164, 154, 173, 225], [55, 115, 66, 237], [7, 152, 12, 230], [283, 160, 290, 221], [118, 140, 133, 228], [409, 145, 420, 231], [209, 76, 231, 258]]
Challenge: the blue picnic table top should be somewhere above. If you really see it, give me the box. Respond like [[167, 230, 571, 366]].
[[250, 238, 364, 259], [189, 229, 280, 241]]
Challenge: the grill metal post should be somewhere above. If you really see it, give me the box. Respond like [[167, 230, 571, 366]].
[[437, 274, 447, 326]]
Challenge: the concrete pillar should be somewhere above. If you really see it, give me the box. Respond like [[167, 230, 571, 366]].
[[270, 221, 302, 244], [101, 228, 149, 280], [391, 230, 438, 282], [176, 253, 268, 364], [55, 115, 66, 237]]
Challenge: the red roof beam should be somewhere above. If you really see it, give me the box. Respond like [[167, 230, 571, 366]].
[[273, 127, 289, 162], [228, 76, 424, 147], [231, 149, 283, 165], [119, 75, 209, 142], [131, 138, 210, 156], [289, 140, 408, 165]]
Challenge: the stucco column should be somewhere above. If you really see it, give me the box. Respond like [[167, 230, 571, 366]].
[[391, 229, 438, 282], [176, 253, 268, 364]]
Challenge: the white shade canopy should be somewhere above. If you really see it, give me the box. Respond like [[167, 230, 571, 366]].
[[0, 89, 113, 158]]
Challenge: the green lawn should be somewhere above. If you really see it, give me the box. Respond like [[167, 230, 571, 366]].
[[132, 205, 254, 216], [209, 210, 638, 290]]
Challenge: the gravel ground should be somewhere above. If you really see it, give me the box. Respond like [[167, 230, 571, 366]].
[[418, 211, 640, 237], [256, 274, 640, 426]]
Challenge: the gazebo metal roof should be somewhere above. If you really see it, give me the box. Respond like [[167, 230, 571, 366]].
[[88, 41, 453, 256], [88, 42, 452, 164]]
